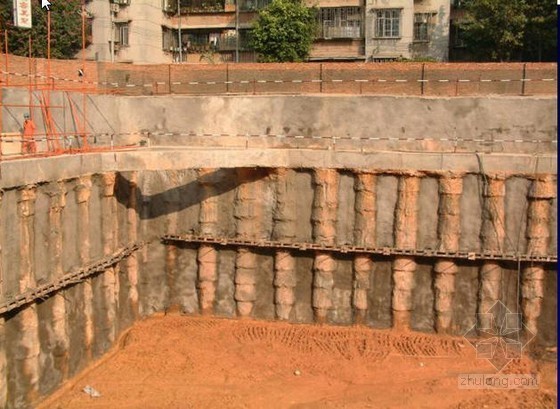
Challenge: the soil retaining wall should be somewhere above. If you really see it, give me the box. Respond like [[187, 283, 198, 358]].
[[0, 92, 556, 408]]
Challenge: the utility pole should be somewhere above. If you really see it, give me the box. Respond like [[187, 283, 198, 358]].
[[177, 0, 183, 62], [235, 0, 239, 62], [110, 5, 114, 63]]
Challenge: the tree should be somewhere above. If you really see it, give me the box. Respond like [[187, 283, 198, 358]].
[[459, 0, 528, 62], [251, 0, 317, 63], [459, 0, 557, 62], [522, 1, 557, 62], [0, 0, 88, 59]]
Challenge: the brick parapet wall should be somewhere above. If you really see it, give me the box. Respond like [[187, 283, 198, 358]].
[[0, 54, 556, 96]]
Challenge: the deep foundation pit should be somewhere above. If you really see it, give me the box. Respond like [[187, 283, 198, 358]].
[[0, 93, 557, 408]]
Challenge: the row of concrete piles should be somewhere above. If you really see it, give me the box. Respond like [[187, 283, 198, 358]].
[[0, 168, 555, 407], [0, 173, 140, 408], [193, 169, 555, 335]]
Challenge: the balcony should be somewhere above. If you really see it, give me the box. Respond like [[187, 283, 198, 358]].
[[179, 0, 226, 14], [317, 7, 362, 39], [320, 25, 361, 39], [185, 31, 253, 53]]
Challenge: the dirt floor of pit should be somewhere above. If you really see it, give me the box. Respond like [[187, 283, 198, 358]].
[[39, 315, 557, 409]]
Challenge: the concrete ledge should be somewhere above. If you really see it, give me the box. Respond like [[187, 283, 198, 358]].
[[0, 148, 556, 189]]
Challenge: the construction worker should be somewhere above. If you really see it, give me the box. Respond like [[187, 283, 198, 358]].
[[22, 113, 37, 154]]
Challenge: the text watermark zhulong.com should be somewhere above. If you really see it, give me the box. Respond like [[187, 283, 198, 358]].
[[458, 374, 539, 390]]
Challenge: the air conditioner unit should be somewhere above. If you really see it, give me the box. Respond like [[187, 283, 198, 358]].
[[110, 4, 120, 12]]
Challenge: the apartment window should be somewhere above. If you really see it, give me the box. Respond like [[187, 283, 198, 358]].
[[162, 27, 178, 51], [116, 23, 129, 46], [318, 7, 362, 39], [375, 9, 400, 38], [414, 13, 433, 42], [162, 0, 177, 13]]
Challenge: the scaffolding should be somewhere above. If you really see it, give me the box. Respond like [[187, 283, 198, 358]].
[[0, 3, 119, 160]]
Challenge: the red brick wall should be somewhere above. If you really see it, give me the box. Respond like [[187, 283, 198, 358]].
[[1, 54, 556, 96], [1, 53, 99, 91]]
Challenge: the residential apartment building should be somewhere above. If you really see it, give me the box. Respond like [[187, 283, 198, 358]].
[[84, 0, 450, 63]]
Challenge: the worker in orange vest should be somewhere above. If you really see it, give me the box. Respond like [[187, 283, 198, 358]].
[[22, 113, 36, 154]]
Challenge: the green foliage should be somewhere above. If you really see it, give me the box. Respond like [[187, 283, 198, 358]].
[[0, 1, 88, 59], [460, 0, 556, 62], [251, 0, 317, 63], [522, 1, 557, 62]]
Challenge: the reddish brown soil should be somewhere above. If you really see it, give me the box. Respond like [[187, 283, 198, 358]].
[[41, 315, 556, 409]]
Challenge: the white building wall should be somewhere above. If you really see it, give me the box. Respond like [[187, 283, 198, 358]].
[[87, 0, 113, 61], [411, 0, 450, 61], [365, 0, 414, 60], [86, 0, 174, 63], [365, 0, 449, 61]]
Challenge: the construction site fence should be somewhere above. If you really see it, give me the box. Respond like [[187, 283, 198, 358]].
[[0, 54, 556, 96]]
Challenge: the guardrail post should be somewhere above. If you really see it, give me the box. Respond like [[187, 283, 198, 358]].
[[226, 63, 230, 93], [168, 64, 172, 94], [420, 63, 425, 95], [521, 63, 527, 96], [320, 63, 324, 93]]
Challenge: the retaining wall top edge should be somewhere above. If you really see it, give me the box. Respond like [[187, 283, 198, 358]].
[[0, 150, 556, 190]]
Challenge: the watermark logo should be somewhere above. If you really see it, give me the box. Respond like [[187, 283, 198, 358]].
[[463, 300, 535, 371], [458, 373, 539, 389]]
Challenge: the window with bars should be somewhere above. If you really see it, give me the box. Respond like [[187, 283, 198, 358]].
[[414, 13, 434, 42], [162, 27, 178, 51], [115, 23, 129, 46], [318, 7, 362, 39], [374, 9, 400, 38]]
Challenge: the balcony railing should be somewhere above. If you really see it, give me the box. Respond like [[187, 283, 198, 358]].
[[319, 25, 361, 39], [238, 0, 272, 11], [179, 0, 225, 13], [186, 36, 253, 53]]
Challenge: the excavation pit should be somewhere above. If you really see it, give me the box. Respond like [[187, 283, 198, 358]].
[[0, 92, 556, 408]]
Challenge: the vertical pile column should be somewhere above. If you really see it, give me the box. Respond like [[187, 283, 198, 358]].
[[433, 174, 463, 334], [272, 168, 297, 321], [478, 176, 505, 328], [16, 187, 40, 403], [352, 172, 376, 324], [164, 172, 180, 313], [392, 175, 420, 331], [522, 175, 555, 337], [100, 173, 118, 346], [75, 176, 94, 361], [197, 169, 219, 315], [234, 169, 260, 318], [47, 183, 69, 379], [311, 169, 339, 324], [126, 172, 139, 320], [0, 191, 5, 409]]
